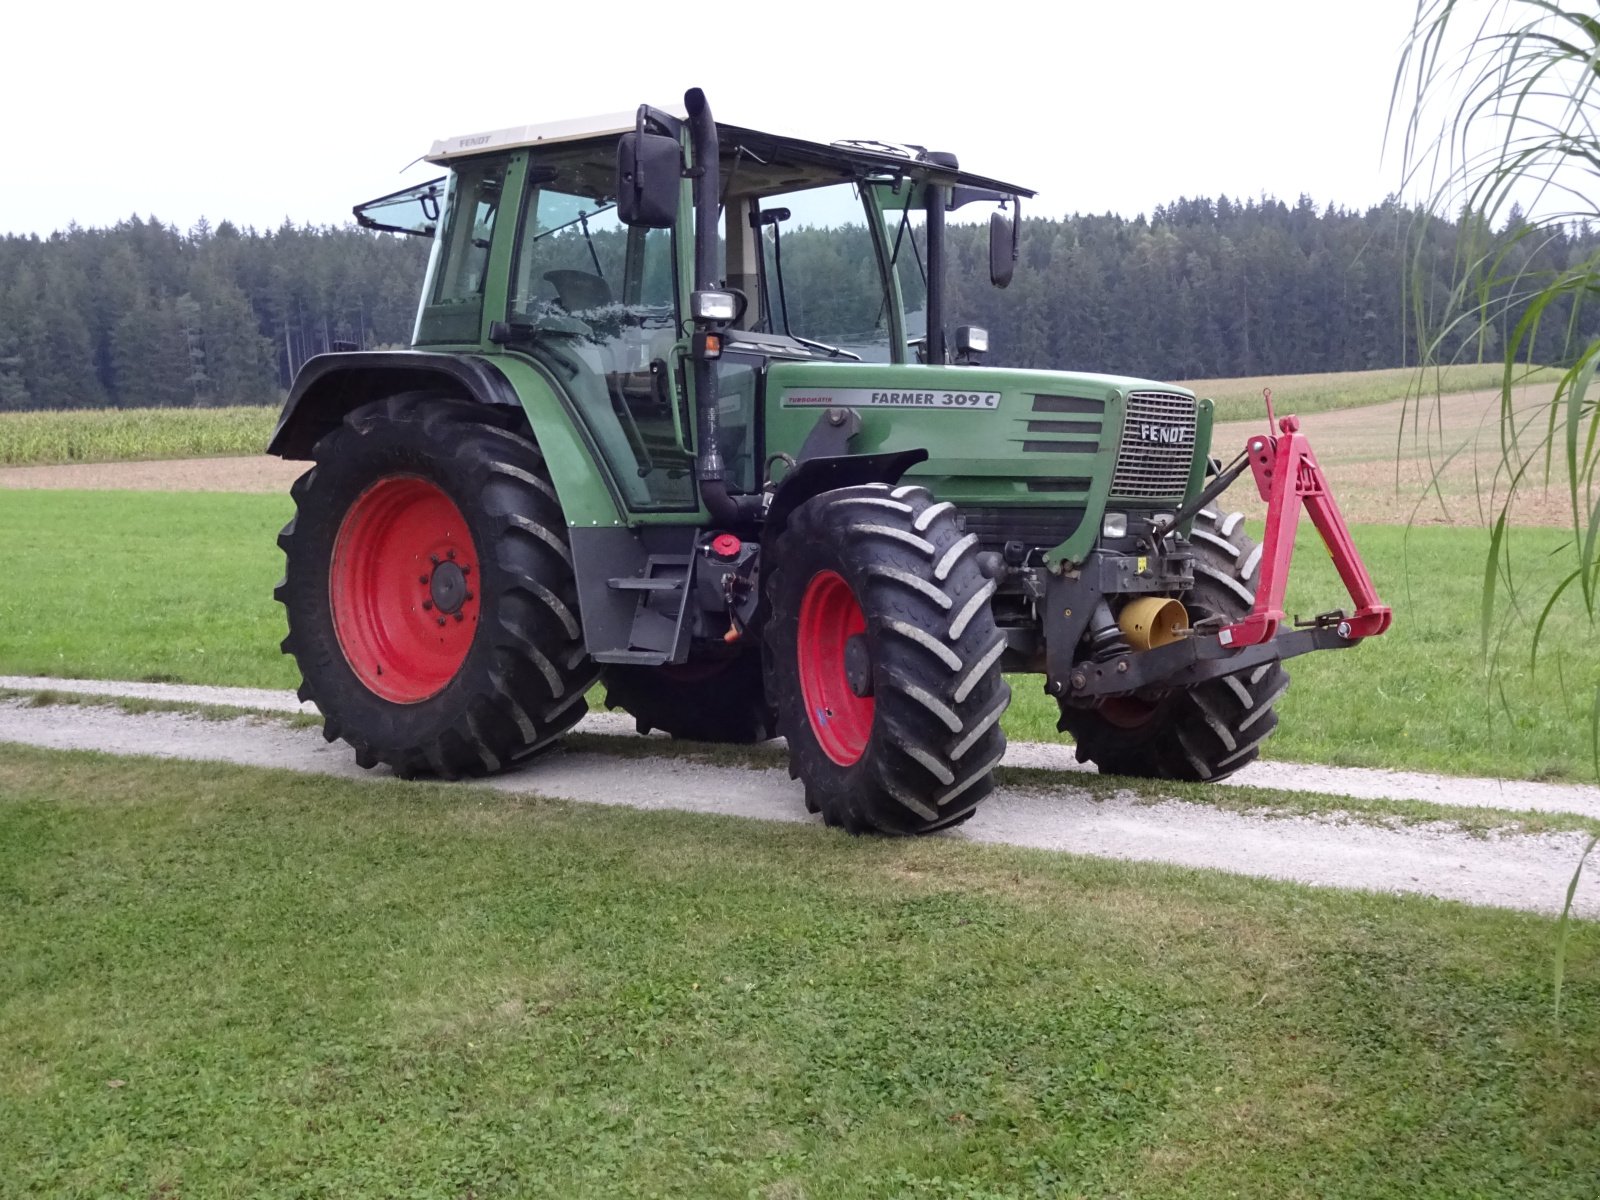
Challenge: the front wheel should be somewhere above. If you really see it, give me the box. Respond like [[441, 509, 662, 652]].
[[765, 484, 1010, 834], [1056, 507, 1289, 781], [275, 395, 598, 777]]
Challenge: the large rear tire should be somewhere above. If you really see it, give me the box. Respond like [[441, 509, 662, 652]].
[[601, 651, 777, 744], [765, 483, 1010, 834], [276, 395, 598, 778], [1056, 507, 1289, 781]]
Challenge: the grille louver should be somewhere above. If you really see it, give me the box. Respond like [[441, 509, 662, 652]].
[[1110, 390, 1197, 499]]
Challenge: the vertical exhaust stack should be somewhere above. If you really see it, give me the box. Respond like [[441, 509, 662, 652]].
[[683, 88, 757, 526], [919, 149, 959, 366]]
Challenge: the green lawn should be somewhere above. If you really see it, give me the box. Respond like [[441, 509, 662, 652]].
[[4, 491, 1598, 782], [1, 747, 1594, 1198], [1, 491, 295, 689]]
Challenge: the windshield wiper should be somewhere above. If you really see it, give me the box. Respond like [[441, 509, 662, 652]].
[[791, 334, 862, 361]]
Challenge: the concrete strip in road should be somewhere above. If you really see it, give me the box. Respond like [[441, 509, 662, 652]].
[[6, 674, 1599, 820]]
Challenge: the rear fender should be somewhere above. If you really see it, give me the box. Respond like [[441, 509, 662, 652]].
[[267, 350, 624, 528], [267, 351, 519, 458]]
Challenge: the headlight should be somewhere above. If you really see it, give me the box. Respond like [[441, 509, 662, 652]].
[[956, 325, 989, 355], [690, 290, 738, 322], [1102, 512, 1127, 538]]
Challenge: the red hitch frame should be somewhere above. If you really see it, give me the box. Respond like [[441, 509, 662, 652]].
[[1217, 398, 1392, 649]]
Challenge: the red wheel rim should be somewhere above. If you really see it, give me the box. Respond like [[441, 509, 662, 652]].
[[330, 476, 479, 704], [1099, 696, 1159, 729], [797, 570, 873, 765]]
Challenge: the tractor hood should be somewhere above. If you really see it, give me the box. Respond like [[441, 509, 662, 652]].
[[763, 362, 1214, 566]]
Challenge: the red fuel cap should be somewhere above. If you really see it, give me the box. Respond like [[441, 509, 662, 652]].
[[711, 533, 742, 560]]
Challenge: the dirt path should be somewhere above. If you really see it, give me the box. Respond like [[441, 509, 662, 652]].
[[3, 685, 1595, 917], [8, 674, 1597, 819], [0, 455, 302, 493], [1213, 382, 1581, 527]]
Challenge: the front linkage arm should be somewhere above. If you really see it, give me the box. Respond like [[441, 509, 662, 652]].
[[1220, 409, 1392, 648]]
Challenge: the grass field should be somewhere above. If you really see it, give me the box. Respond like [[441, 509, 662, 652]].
[[0, 366, 1556, 468], [1, 747, 1594, 1198], [4, 491, 1598, 782], [0, 404, 278, 466], [1181, 363, 1558, 424]]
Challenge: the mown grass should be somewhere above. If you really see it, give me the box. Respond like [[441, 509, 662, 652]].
[[4, 491, 1599, 781], [0, 404, 278, 466], [0, 491, 296, 688], [1180, 363, 1559, 424], [0, 746, 1595, 1198]]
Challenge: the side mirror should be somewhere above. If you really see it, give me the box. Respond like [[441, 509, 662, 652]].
[[616, 132, 680, 228], [989, 208, 1016, 288]]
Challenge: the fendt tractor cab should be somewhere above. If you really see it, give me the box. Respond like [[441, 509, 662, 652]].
[[268, 88, 1391, 834]]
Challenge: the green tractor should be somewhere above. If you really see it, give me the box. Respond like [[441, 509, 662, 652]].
[[269, 88, 1391, 834]]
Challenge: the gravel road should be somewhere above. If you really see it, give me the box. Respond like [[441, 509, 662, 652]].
[[2, 693, 1594, 918], [7, 675, 1598, 820]]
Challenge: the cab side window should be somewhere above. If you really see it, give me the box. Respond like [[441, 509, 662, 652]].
[[414, 159, 507, 344], [509, 185, 692, 509]]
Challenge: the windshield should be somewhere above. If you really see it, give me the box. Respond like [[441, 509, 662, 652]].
[[739, 182, 897, 361]]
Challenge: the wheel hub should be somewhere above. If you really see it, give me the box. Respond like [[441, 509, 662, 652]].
[[844, 634, 873, 698], [429, 560, 468, 614]]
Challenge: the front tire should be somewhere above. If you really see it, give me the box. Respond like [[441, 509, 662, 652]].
[[1056, 507, 1289, 781], [276, 395, 598, 777], [765, 484, 1010, 834]]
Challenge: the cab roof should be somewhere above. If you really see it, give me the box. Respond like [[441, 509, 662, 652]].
[[425, 108, 1035, 199]]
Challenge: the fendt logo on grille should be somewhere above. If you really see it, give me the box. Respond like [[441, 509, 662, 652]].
[[1137, 423, 1193, 446]]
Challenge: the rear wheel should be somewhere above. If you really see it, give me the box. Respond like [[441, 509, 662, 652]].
[[765, 484, 1010, 834], [1056, 507, 1289, 781], [276, 395, 598, 777], [601, 651, 777, 743]]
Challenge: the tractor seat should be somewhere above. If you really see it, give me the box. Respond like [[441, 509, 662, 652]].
[[543, 269, 612, 313]]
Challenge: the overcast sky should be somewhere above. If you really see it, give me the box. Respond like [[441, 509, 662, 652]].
[[1, 0, 1421, 237]]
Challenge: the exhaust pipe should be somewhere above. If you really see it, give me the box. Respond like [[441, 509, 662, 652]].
[[683, 88, 760, 527]]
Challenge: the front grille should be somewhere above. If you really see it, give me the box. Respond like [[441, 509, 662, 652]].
[[1110, 390, 1198, 499], [960, 505, 1085, 551]]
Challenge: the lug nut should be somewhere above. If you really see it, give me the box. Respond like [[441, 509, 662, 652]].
[[1070, 672, 1087, 689], [453, 612, 464, 622], [423, 600, 433, 611], [447, 548, 457, 560], [436, 616, 446, 627], [1117, 661, 1129, 673], [430, 554, 441, 566], [461, 564, 471, 575], [419, 575, 428, 585], [463, 591, 474, 602]]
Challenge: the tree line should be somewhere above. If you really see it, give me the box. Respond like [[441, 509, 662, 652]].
[[1, 196, 1591, 411]]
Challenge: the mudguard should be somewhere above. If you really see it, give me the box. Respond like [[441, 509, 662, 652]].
[[266, 349, 627, 529]]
